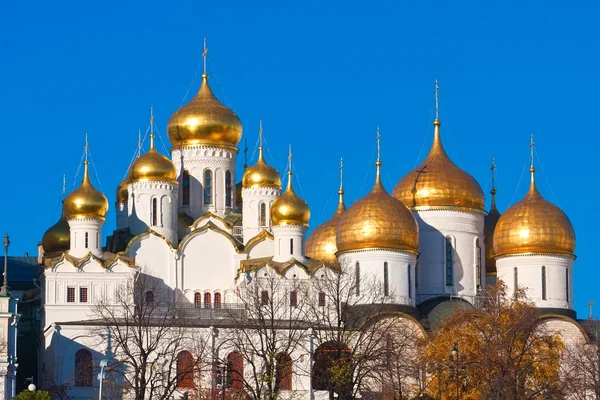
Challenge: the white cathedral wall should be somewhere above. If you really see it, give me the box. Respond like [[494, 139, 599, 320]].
[[413, 209, 485, 305], [272, 225, 307, 262], [496, 254, 574, 309], [246, 236, 274, 259], [242, 187, 280, 244], [67, 219, 104, 258], [171, 145, 237, 220], [124, 233, 175, 289]]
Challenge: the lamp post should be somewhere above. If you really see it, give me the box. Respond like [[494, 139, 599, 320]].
[[449, 342, 463, 400], [0, 234, 10, 296], [98, 359, 109, 399], [26, 376, 36, 392], [308, 328, 317, 400]]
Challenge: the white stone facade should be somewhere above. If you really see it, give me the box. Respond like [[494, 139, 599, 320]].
[[242, 186, 280, 243]]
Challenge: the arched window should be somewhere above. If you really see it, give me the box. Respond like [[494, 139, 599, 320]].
[[204, 292, 212, 308], [225, 171, 232, 207], [182, 170, 191, 206], [145, 290, 154, 303], [74, 349, 93, 387], [408, 264, 412, 299], [514, 267, 518, 296], [318, 292, 326, 307], [194, 292, 202, 307], [214, 292, 222, 309], [204, 170, 213, 205], [383, 262, 389, 297], [445, 236, 454, 286], [226, 351, 244, 390], [276, 353, 293, 391], [290, 238, 294, 254], [541, 266, 547, 300], [152, 198, 158, 226], [261, 290, 269, 306], [260, 203, 267, 227], [84, 232, 89, 249], [565, 269, 570, 302], [355, 262, 360, 296], [290, 291, 298, 307], [176, 351, 195, 388], [475, 239, 482, 290]]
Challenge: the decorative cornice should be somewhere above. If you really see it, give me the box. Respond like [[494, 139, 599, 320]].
[[494, 252, 576, 261], [171, 144, 239, 153], [337, 247, 419, 257], [410, 205, 487, 216]]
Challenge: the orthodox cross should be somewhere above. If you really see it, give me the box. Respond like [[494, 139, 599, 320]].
[[202, 37, 208, 75], [435, 79, 439, 120], [411, 166, 427, 207], [588, 300, 595, 319], [339, 157, 343, 191]]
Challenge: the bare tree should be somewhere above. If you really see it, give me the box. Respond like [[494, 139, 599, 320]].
[[561, 320, 600, 400], [90, 272, 210, 400]]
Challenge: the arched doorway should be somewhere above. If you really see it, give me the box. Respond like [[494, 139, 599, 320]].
[[312, 341, 352, 398]]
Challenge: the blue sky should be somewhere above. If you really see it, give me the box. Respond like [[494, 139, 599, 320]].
[[0, 1, 597, 317]]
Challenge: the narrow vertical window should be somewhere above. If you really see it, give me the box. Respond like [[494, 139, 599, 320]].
[[96, 232, 99, 248], [226, 351, 244, 390], [445, 237, 454, 286], [204, 292, 212, 308], [383, 262, 389, 297], [276, 353, 293, 391], [260, 203, 267, 227], [514, 267, 518, 295], [84, 232, 89, 249], [318, 292, 326, 307], [355, 262, 360, 296], [152, 198, 158, 226], [79, 287, 88, 303], [214, 292, 222, 309], [408, 264, 412, 299], [145, 291, 154, 303], [415, 262, 419, 288], [541, 266, 547, 300], [194, 292, 202, 307], [182, 170, 190, 206], [204, 170, 213, 204], [225, 171, 232, 207], [290, 238, 294, 254], [176, 351, 194, 388], [475, 239, 482, 290], [261, 290, 269, 306], [74, 349, 93, 387], [290, 291, 298, 307], [565, 269, 569, 302], [67, 287, 75, 303]]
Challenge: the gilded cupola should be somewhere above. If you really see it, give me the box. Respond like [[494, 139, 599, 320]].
[[129, 134, 177, 184], [493, 137, 575, 258], [484, 158, 501, 275], [116, 177, 129, 204], [64, 161, 109, 221], [242, 122, 281, 189], [42, 202, 70, 253], [270, 150, 310, 226], [306, 159, 346, 263], [167, 40, 242, 148], [392, 82, 485, 211], [337, 132, 419, 254]]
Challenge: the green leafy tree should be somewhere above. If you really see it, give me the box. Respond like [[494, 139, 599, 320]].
[[12, 390, 52, 400]]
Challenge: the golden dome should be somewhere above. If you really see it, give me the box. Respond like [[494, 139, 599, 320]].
[[337, 162, 419, 254], [167, 74, 242, 148], [242, 146, 281, 188], [129, 135, 177, 184], [271, 171, 310, 226], [392, 119, 485, 211], [493, 174, 575, 258], [42, 203, 70, 253], [116, 177, 129, 203], [64, 162, 109, 221], [306, 189, 346, 263]]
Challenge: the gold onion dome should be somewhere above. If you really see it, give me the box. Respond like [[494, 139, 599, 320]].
[[42, 202, 70, 253], [167, 74, 242, 148], [271, 171, 310, 226], [493, 171, 575, 258], [337, 158, 419, 254], [116, 177, 129, 203], [306, 189, 346, 263], [129, 135, 177, 184], [242, 127, 281, 188], [393, 118, 485, 211], [64, 162, 109, 220]]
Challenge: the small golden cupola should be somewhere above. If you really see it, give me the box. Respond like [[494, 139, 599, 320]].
[[392, 81, 485, 211], [242, 121, 281, 189], [167, 39, 242, 148], [64, 161, 109, 221], [337, 131, 419, 254], [42, 201, 70, 253], [270, 148, 310, 226], [484, 158, 502, 276], [129, 133, 177, 184], [493, 136, 575, 257], [116, 178, 129, 204], [306, 158, 346, 263]]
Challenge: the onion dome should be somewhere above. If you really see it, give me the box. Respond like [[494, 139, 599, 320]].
[[42, 202, 70, 253], [64, 161, 109, 221], [116, 177, 129, 203], [271, 171, 310, 226], [493, 168, 575, 258], [337, 156, 419, 254], [393, 118, 485, 211], [167, 73, 242, 148], [129, 134, 177, 184], [306, 166, 346, 263], [484, 159, 501, 275], [242, 126, 281, 188]]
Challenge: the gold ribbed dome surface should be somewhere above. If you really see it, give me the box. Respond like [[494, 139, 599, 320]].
[[167, 74, 242, 148], [116, 177, 129, 203], [306, 190, 346, 263], [129, 135, 177, 183], [42, 203, 70, 253], [64, 162, 109, 220], [271, 172, 310, 226], [393, 120, 485, 211], [242, 147, 281, 188], [493, 179, 575, 257], [337, 166, 419, 253]]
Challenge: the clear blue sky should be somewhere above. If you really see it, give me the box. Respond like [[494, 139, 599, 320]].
[[1, 1, 597, 317]]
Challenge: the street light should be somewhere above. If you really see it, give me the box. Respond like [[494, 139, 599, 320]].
[[98, 359, 109, 399], [449, 342, 461, 400]]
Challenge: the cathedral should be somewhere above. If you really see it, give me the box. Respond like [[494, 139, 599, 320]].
[[37, 46, 585, 399]]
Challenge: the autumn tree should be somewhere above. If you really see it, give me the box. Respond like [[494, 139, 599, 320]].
[[421, 283, 564, 400]]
